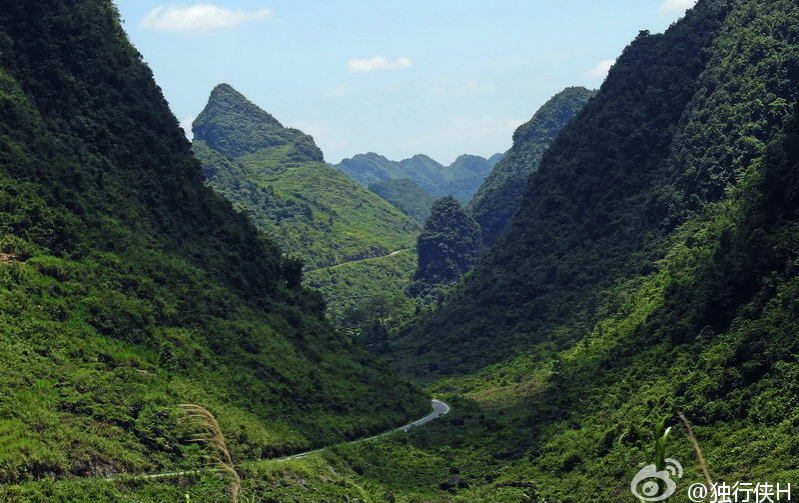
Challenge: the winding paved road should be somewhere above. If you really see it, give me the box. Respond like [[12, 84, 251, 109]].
[[397, 399, 451, 431], [108, 399, 450, 479], [281, 399, 450, 460]]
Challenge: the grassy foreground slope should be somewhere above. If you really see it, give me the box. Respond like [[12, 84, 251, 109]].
[[0, 1, 428, 500], [193, 84, 420, 270]]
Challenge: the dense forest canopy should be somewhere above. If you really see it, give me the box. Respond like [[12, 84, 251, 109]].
[[410, 196, 482, 297]]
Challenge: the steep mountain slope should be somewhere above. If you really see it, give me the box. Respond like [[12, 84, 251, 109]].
[[335, 152, 502, 204], [368, 178, 436, 224], [391, 0, 799, 379], [409, 196, 481, 298], [0, 1, 427, 498], [193, 84, 420, 270], [469, 87, 595, 247]]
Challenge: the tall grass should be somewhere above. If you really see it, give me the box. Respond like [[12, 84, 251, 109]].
[[678, 411, 713, 488], [179, 404, 242, 503]]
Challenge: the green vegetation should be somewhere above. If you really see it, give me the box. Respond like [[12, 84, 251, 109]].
[[323, 0, 799, 500], [410, 196, 482, 299], [191, 85, 424, 334], [335, 152, 503, 204], [0, 2, 428, 500], [3, 0, 799, 501], [388, 0, 786, 377], [193, 84, 420, 270], [337, 292, 419, 356], [368, 178, 435, 225], [305, 248, 417, 323], [469, 86, 595, 247]]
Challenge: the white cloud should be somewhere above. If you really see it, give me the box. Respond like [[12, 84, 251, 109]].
[[348, 56, 413, 73], [139, 4, 272, 32], [659, 0, 698, 12], [585, 59, 616, 79], [323, 84, 352, 97], [431, 86, 446, 96]]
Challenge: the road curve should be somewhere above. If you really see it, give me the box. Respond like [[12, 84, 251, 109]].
[[396, 399, 450, 432], [282, 399, 450, 460], [107, 399, 450, 478]]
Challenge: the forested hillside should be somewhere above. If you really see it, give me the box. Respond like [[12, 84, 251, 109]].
[[0, 2, 427, 500], [389, 0, 799, 377], [469, 87, 595, 247], [410, 196, 482, 298], [248, 1, 799, 501], [368, 178, 435, 225], [305, 249, 417, 324], [193, 84, 420, 270], [335, 151, 503, 205]]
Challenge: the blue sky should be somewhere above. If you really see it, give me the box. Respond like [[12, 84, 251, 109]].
[[114, 0, 697, 165]]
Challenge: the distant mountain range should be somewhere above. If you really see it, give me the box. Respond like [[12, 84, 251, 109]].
[[333, 152, 504, 206]]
